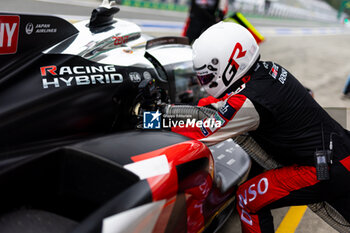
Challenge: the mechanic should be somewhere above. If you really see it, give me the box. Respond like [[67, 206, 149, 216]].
[[182, 0, 227, 44], [170, 22, 350, 232]]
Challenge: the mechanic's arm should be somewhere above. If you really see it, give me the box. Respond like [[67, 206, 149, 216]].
[[169, 94, 260, 145]]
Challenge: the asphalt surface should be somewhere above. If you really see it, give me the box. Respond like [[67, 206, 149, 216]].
[[2, 0, 350, 232]]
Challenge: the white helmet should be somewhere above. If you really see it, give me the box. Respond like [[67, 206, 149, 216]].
[[192, 22, 260, 98]]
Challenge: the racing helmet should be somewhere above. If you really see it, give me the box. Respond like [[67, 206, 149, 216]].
[[192, 22, 260, 98]]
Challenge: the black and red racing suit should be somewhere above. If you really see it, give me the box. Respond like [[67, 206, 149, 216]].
[[172, 61, 350, 232]]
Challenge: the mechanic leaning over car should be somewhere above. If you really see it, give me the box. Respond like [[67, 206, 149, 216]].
[[170, 22, 350, 232]]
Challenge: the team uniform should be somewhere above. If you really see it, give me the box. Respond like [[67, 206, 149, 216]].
[[172, 61, 350, 232], [182, 0, 226, 44]]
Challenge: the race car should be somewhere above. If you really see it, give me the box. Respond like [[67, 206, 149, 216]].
[[0, 3, 251, 233]]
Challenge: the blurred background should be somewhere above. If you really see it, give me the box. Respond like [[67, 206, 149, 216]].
[[120, 0, 349, 23]]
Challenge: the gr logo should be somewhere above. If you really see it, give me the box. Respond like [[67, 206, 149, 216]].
[[143, 110, 161, 129], [0, 15, 20, 54], [222, 42, 246, 86]]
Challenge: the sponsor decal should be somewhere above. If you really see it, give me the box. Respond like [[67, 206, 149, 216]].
[[197, 69, 209, 76], [238, 177, 269, 226], [143, 71, 152, 80], [279, 68, 287, 84], [112, 35, 129, 46], [200, 126, 209, 136], [242, 76, 251, 83], [208, 114, 223, 133], [249, 44, 257, 56], [39, 65, 123, 89], [219, 103, 236, 120], [0, 15, 20, 54], [25, 23, 34, 35], [129, 72, 141, 83], [40, 65, 57, 76], [25, 23, 57, 35], [269, 63, 279, 79], [145, 37, 188, 50], [254, 63, 260, 72], [143, 110, 162, 129], [222, 42, 246, 86], [262, 62, 269, 69], [239, 63, 247, 71], [214, 112, 226, 126], [234, 84, 246, 94], [34, 23, 57, 34]]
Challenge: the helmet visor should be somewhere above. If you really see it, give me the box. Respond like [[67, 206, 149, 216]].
[[197, 73, 215, 86]]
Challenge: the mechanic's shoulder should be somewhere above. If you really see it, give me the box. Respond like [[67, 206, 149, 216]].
[[257, 60, 279, 70], [226, 93, 248, 103]]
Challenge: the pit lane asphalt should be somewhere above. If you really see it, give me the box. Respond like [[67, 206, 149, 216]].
[[3, 0, 350, 232]]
